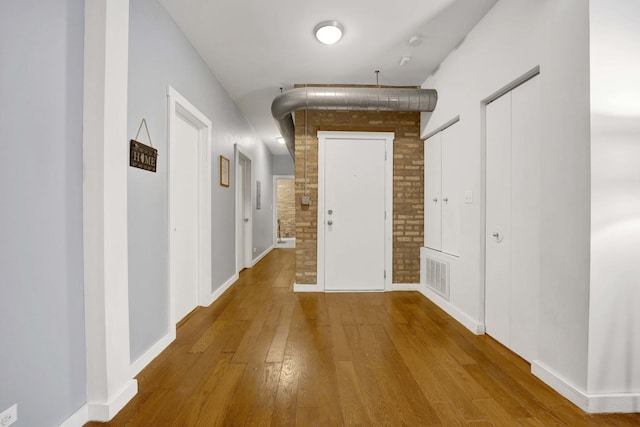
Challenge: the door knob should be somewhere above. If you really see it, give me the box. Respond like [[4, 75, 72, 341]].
[[327, 220, 333, 225], [432, 198, 438, 203], [492, 229, 504, 243], [443, 197, 448, 203], [328, 209, 333, 215], [244, 218, 249, 222]]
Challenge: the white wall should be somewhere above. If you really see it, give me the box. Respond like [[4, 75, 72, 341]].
[[127, 0, 273, 362], [588, 0, 640, 395], [421, 0, 591, 391], [0, 0, 87, 425]]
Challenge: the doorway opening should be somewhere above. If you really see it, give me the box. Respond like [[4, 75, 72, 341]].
[[273, 175, 295, 248]]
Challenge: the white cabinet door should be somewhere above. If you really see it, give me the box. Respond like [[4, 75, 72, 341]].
[[424, 133, 442, 251], [442, 123, 461, 256]]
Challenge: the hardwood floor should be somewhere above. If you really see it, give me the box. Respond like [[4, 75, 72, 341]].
[[87, 249, 640, 426]]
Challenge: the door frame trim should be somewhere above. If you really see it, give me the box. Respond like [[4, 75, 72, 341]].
[[167, 85, 212, 337], [317, 131, 394, 292]]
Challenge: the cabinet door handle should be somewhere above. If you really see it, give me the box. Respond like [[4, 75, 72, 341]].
[[443, 197, 448, 203], [432, 198, 438, 203]]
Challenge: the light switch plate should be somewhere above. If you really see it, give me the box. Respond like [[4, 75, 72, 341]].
[[464, 190, 473, 204]]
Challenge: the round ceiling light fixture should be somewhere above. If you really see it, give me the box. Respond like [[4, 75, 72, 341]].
[[276, 137, 286, 144], [314, 20, 344, 45]]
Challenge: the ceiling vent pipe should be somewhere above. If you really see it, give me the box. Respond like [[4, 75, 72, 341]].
[[271, 86, 438, 157]]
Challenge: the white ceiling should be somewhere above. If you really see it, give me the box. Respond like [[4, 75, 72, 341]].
[[159, 0, 498, 156]]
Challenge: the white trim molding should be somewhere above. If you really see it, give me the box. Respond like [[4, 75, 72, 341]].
[[532, 361, 640, 413], [83, 0, 137, 421], [59, 404, 89, 427], [130, 271, 239, 379], [130, 333, 174, 378], [204, 273, 240, 306], [419, 286, 486, 335], [252, 245, 274, 267], [87, 380, 138, 422]]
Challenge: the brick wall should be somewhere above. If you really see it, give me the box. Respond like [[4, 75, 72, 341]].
[[294, 89, 423, 284], [276, 178, 295, 238]]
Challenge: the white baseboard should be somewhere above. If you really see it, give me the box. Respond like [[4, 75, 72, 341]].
[[419, 286, 485, 335], [392, 283, 421, 291], [131, 273, 239, 381], [587, 393, 640, 413], [274, 238, 296, 248], [531, 361, 588, 410], [59, 404, 88, 427], [130, 332, 174, 377], [203, 272, 239, 306], [294, 283, 423, 293], [252, 245, 273, 266], [532, 361, 640, 413], [293, 282, 323, 292], [87, 379, 138, 422]]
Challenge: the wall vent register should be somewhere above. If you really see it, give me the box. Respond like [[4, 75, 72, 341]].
[[424, 255, 450, 300]]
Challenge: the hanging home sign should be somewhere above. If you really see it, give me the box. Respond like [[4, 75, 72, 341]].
[[130, 118, 158, 172]]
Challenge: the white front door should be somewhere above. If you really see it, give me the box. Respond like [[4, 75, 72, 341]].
[[319, 132, 393, 291], [170, 114, 199, 323]]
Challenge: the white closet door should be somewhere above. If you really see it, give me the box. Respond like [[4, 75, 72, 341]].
[[485, 91, 512, 348], [442, 123, 461, 256], [424, 133, 442, 251], [485, 75, 541, 363], [509, 76, 541, 361]]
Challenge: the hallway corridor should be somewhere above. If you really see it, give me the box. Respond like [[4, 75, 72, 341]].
[[88, 249, 640, 426]]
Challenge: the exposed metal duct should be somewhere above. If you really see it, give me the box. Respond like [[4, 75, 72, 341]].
[[271, 86, 438, 156]]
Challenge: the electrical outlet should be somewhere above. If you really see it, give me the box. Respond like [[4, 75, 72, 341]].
[[253, 247, 257, 254], [0, 404, 17, 426]]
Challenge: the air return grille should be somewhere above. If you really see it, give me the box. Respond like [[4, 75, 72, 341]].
[[424, 256, 450, 300]]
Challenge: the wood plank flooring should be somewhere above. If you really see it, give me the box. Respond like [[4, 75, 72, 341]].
[[87, 249, 640, 426]]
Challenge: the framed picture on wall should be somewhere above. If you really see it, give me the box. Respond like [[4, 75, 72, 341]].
[[220, 155, 230, 187]]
